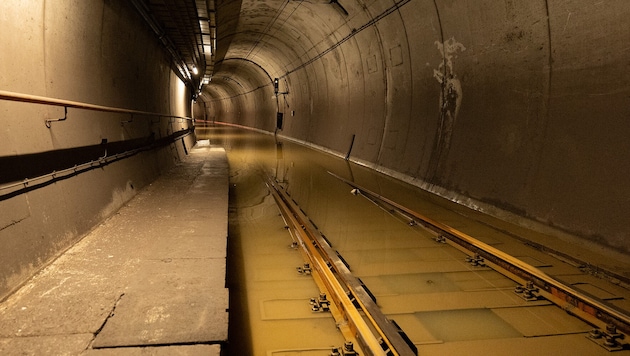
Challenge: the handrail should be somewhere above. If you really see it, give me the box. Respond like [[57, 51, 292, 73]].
[[0, 90, 192, 121]]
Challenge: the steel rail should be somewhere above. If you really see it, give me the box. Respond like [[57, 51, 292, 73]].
[[265, 175, 418, 356], [266, 177, 387, 355], [0, 90, 192, 121], [329, 171, 630, 338]]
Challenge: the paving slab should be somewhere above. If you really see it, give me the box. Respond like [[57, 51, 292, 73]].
[[0, 334, 94, 356], [83, 344, 221, 356], [91, 290, 228, 348], [0, 144, 229, 354]]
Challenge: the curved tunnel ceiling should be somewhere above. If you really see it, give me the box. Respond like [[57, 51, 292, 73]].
[[209, 0, 363, 99], [202, 58, 272, 101], [136, 0, 630, 253]]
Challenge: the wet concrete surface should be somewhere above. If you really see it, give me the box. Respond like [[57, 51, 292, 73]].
[[0, 143, 228, 355]]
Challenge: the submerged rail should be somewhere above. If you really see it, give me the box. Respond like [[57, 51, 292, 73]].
[[329, 171, 630, 350], [265, 175, 418, 356]]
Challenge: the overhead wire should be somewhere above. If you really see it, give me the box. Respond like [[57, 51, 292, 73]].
[[244, 0, 290, 61], [222, 0, 292, 99], [226, 0, 304, 106], [282, 0, 412, 79], [217, 0, 413, 100]]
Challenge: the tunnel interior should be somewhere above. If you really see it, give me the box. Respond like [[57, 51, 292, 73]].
[[203, 0, 630, 258], [0, 0, 629, 349]]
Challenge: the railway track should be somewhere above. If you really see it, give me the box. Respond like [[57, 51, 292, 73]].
[[201, 125, 630, 354], [265, 174, 418, 356], [264, 169, 630, 353], [327, 171, 630, 352]]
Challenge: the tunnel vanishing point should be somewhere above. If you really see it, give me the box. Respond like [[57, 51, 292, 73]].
[[0, 0, 629, 301]]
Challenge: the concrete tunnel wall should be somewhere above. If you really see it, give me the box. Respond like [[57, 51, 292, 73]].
[[0, 1, 196, 300], [204, 0, 630, 255]]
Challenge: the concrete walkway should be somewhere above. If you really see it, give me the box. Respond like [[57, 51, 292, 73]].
[[0, 142, 229, 355]]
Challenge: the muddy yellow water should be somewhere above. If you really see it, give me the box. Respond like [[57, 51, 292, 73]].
[[198, 126, 629, 356]]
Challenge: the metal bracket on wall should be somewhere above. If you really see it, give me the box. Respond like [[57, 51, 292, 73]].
[[45, 106, 68, 128], [99, 138, 108, 163], [121, 113, 134, 126]]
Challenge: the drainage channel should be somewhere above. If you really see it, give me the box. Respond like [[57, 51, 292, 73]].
[[265, 175, 418, 356], [328, 171, 630, 352]]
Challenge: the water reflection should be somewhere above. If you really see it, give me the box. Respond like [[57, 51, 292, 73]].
[[197, 125, 612, 353]]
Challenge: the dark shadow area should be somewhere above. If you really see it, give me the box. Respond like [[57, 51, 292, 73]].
[[0, 136, 150, 184], [0, 128, 194, 201], [224, 185, 253, 356]]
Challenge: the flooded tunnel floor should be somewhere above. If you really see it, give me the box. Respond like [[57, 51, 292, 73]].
[[202, 125, 630, 355], [225, 137, 345, 355]]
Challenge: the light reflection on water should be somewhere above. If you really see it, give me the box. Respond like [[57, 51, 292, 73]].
[[197, 126, 610, 354]]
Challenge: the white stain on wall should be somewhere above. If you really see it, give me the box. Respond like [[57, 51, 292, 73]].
[[432, 37, 466, 153], [434, 37, 466, 123]]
